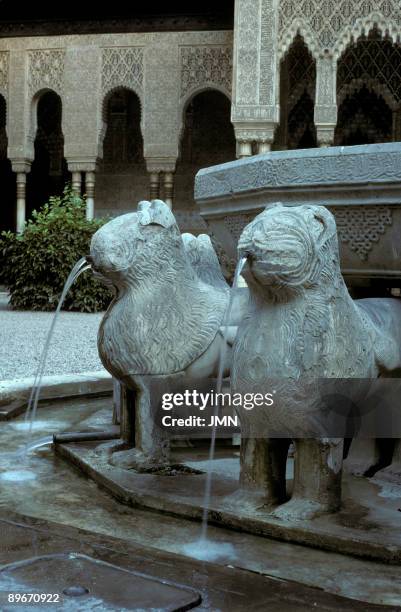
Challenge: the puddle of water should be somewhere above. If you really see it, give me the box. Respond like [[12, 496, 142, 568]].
[[10, 421, 68, 432], [375, 482, 401, 500], [0, 470, 37, 483]]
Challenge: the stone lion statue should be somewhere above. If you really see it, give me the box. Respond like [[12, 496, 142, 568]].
[[89, 199, 246, 470], [232, 203, 401, 519]]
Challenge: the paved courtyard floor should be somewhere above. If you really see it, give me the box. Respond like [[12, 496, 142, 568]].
[[0, 293, 105, 381]]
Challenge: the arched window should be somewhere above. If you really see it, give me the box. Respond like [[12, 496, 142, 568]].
[[274, 34, 317, 150], [27, 90, 69, 218], [336, 27, 401, 145], [175, 90, 235, 210], [96, 88, 146, 216]]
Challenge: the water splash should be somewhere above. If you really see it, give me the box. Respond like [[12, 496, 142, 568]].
[[23, 257, 90, 454], [181, 539, 236, 562]]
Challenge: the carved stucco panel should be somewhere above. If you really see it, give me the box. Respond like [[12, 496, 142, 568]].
[[316, 57, 336, 104], [0, 51, 9, 98], [259, 0, 277, 106], [180, 45, 232, 99], [314, 56, 338, 126], [330, 205, 393, 260], [28, 49, 65, 95], [101, 47, 144, 96], [235, 0, 261, 105]]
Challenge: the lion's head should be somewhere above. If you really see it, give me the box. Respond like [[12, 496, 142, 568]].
[[89, 200, 191, 290], [238, 203, 339, 291]]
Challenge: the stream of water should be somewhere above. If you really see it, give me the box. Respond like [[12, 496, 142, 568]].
[[23, 257, 91, 454], [182, 256, 247, 561]]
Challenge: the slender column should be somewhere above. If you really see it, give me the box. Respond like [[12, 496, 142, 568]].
[[315, 55, 338, 147], [237, 139, 253, 158], [16, 173, 27, 233], [257, 141, 272, 154], [71, 171, 82, 196], [163, 171, 174, 208], [146, 159, 177, 204], [317, 129, 335, 148], [149, 171, 160, 200], [85, 171, 95, 220]]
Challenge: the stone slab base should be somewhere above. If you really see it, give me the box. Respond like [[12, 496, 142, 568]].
[[56, 441, 401, 564], [0, 371, 112, 420]]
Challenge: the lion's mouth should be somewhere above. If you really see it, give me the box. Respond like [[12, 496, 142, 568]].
[[246, 252, 300, 271], [86, 254, 109, 282]]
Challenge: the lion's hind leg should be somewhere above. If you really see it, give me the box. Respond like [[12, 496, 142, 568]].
[[374, 439, 401, 483], [271, 438, 343, 520]]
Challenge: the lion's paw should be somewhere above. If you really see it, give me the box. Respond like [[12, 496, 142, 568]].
[[270, 498, 332, 521], [373, 462, 401, 485], [109, 448, 168, 472], [224, 488, 282, 513]]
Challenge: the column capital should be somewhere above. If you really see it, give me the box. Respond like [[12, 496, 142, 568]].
[[234, 122, 277, 144], [145, 157, 177, 174], [66, 158, 100, 173], [11, 159, 31, 174], [316, 124, 337, 147]]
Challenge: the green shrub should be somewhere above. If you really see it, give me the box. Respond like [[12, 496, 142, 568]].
[[1, 185, 112, 312]]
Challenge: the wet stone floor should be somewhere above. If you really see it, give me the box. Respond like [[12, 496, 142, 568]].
[[0, 397, 400, 610]]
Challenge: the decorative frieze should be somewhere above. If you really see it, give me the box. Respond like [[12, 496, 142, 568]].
[[28, 49, 65, 94], [195, 145, 401, 202], [180, 45, 232, 99], [101, 47, 144, 95]]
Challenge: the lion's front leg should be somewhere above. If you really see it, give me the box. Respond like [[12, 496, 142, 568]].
[[272, 438, 343, 520], [110, 375, 172, 471]]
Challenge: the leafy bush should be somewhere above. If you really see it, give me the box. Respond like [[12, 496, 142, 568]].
[[0, 186, 112, 312]]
